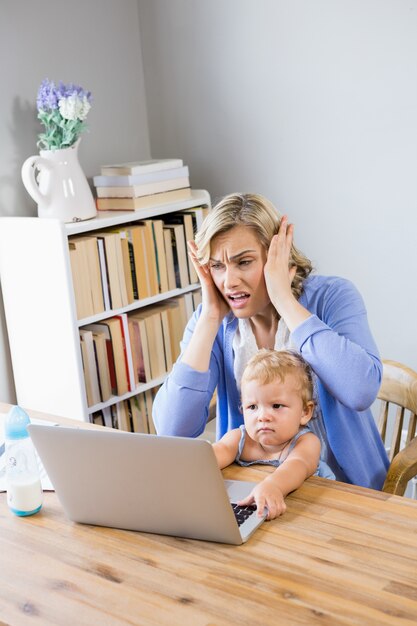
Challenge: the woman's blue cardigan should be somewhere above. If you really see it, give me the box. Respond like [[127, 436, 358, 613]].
[[153, 274, 389, 490]]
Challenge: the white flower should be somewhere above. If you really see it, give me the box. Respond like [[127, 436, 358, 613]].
[[78, 96, 91, 121], [59, 94, 90, 121], [37, 79, 92, 150]]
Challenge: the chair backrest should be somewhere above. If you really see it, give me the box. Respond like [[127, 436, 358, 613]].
[[377, 360, 417, 462]]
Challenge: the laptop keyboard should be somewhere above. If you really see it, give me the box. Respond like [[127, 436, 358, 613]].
[[231, 503, 257, 526]]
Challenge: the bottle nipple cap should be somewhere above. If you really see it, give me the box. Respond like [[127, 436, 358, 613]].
[[5, 406, 31, 440]]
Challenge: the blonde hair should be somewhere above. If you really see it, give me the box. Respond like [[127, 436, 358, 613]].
[[241, 349, 315, 409], [195, 193, 312, 300]]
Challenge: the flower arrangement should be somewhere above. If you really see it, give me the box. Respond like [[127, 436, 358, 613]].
[[36, 79, 92, 151]]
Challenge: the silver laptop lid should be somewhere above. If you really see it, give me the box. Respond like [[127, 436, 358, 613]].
[[28, 425, 266, 544]]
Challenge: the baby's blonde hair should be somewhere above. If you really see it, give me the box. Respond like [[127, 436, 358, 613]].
[[241, 349, 315, 409]]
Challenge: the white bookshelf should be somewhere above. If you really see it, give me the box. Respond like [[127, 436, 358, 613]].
[[0, 189, 210, 422]]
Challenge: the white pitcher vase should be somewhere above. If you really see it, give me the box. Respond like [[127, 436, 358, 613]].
[[21, 139, 97, 223]]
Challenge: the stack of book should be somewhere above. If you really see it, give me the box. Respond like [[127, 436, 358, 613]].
[[93, 158, 192, 211], [90, 387, 161, 434], [69, 207, 208, 319], [78, 294, 199, 409]]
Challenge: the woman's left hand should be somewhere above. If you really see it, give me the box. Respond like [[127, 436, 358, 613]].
[[264, 215, 297, 315]]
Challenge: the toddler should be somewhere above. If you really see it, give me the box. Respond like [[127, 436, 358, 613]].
[[213, 349, 333, 520]]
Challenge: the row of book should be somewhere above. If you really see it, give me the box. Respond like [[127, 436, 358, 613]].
[[90, 387, 160, 434], [79, 293, 201, 408], [69, 206, 207, 320], [93, 158, 192, 212]]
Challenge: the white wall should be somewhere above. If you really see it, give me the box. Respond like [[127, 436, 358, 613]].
[[138, 0, 417, 371], [0, 0, 151, 402]]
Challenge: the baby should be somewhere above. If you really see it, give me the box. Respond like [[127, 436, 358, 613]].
[[213, 349, 326, 520]]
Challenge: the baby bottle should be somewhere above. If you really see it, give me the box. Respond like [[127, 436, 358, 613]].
[[4, 406, 43, 516]]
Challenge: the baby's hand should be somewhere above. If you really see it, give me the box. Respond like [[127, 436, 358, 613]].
[[238, 477, 286, 520]]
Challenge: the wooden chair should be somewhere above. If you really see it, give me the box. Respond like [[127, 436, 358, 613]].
[[377, 360, 417, 496]]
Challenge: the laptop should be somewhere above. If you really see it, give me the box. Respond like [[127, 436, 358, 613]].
[[27, 424, 267, 545]]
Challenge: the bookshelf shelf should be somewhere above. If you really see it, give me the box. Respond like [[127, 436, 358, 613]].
[[77, 283, 201, 327], [65, 190, 210, 235], [0, 189, 210, 423], [88, 374, 168, 414]]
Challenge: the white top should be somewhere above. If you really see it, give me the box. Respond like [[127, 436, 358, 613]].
[[233, 317, 291, 391]]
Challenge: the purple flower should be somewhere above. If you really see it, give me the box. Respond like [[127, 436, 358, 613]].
[[36, 79, 92, 113], [56, 81, 92, 104], [36, 78, 92, 149], [36, 79, 59, 111]]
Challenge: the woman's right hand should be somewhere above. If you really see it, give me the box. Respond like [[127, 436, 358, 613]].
[[187, 241, 230, 324]]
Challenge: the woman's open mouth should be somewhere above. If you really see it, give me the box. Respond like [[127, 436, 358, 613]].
[[227, 292, 250, 308]]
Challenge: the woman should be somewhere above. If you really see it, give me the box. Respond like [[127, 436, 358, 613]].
[[153, 193, 389, 489]]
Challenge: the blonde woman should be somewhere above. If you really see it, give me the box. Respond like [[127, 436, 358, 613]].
[[153, 193, 388, 489]]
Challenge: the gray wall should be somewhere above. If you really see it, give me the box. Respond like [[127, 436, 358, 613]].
[[138, 0, 417, 372], [0, 0, 150, 402]]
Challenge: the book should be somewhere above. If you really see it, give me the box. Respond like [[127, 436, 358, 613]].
[[69, 236, 105, 318], [127, 224, 151, 299], [124, 399, 135, 432], [93, 165, 189, 187], [164, 299, 184, 362], [163, 228, 177, 291], [151, 219, 169, 293], [114, 313, 136, 393], [127, 314, 151, 383], [95, 177, 190, 198], [133, 308, 166, 380], [145, 308, 166, 380], [125, 229, 139, 300], [69, 240, 92, 319], [84, 318, 129, 396], [163, 224, 189, 289], [80, 334, 94, 406], [95, 232, 125, 310], [116, 401, 130, 432], [92, 330, 112, 402], [127, 319, 140, 387], [174, 295, 189, 341], [182, 206, 209, 233], [110, 229, 134, 305], [148, 303, 173, 372], [109, 404, 118, 429], [79, 329, 101, 406], [69, 238, 97, 319], [81, 236, 105, 315], [138, 393, 150, 433], [90, 325, 117, 396], [96, 238, 111, 310], [163, 213, 198, 284], [90, 410, 105, 426], [140, 221, 159, 296], [101, 406, 113, 428], [144, 389, 157, 434], [107, 230, 131, 307], [160, 306, 173, 372], [96, 188, 192, 212], [101, 158, 183, 176], [128, 396, 148, 433]]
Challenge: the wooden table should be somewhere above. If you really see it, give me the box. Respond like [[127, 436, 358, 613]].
[[1, 407, 417, 625]]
